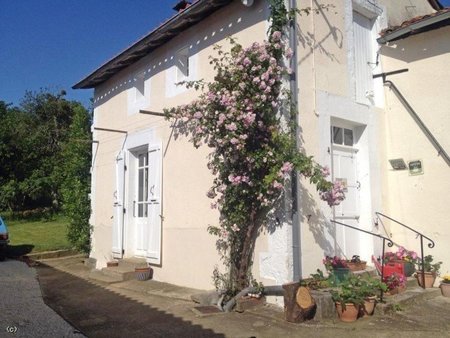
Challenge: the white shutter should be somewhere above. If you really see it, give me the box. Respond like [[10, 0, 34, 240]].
[[112, 150, 125, 258], [146, 143, 162, 265], [353, 11, 374, 104]]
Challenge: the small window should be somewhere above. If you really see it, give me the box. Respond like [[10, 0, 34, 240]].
[[332, 127, 354, 146], [176, 47, 189, 82]]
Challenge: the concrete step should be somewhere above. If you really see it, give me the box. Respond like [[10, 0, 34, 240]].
[[88, 270, 124, 284], [118, 257, 147, 269], [352, 266, 378, 278], [377, 285, 441, 314], [100, 266, 136, 281]]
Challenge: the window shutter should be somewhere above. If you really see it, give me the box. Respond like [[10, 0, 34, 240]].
[[146, 143, 162, 265], [112, 150, 125, 258]]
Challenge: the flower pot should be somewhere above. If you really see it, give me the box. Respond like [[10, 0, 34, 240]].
[[393, 260, 415, 277], [440, 283, 450, 297], [416, 271, 436, 288], [335, 302, 360, 322], [360, 297, 377, 317], [333, 268, 351, 285], [386, 285, 406, 295], [107, 261, 119, 267], [347, 261, 367, 272], [135, 267, 153, 281]]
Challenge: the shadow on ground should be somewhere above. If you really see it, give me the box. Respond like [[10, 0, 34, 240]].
[[5, 244, 34, 258], [35, 263, 224, 338]]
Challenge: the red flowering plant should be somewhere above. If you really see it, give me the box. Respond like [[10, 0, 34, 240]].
[[323, 256, 348, 272], [383, 272, 406, 291]]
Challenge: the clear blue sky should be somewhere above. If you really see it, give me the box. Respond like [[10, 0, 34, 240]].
[[1, 0, 450, 109], [0, 1, 175, 109]]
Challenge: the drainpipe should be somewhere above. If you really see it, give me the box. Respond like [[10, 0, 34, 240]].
[[288, 0, 301, 281]]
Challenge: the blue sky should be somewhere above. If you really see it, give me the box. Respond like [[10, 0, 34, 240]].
[[1, 1, 449, 109], [0, 1, 175, 108]]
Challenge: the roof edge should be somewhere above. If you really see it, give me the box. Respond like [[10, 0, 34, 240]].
[[378, 10, 450, 44], [73, 0, 232, 90]]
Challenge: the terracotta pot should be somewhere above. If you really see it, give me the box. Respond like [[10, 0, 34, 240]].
[[335, 302, 360, 322], [416, 272, 436, 288], [386, 285, 406, 295], [360, 297, 376, 317], [107, 261, 119, 267], [347, 261, 367, 272], [135, 267, 153, 281], [440, 283, 450, 297]]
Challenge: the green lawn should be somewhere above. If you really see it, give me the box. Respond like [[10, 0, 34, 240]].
[[6, 214, 71, 253]]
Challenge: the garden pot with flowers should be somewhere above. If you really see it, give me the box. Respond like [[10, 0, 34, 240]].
[[331, 275, 365, 322], [383, 272, 406, 295], [384, 246, 418, 277], [358, 277, 388, 317], [415, 255, 441, 288], [323, 256, 350, 285], [440, 274, 450, 297], [346, 255, 367, 272]]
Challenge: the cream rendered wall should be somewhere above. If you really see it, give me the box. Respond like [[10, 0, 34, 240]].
[[90, 0, 271, 290], [380, 27, 450, 278], [295, 0, 387, 277]]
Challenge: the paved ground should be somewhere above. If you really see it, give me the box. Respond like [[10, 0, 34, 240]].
[[8, 255, 450, 338], [0, 259, 85, 338]]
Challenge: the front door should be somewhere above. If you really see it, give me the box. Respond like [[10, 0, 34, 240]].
[[331, 125, 361, 257]]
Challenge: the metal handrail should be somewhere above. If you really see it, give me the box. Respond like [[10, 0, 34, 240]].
[[375, 212, 435, 289], [330, 219, 394, 302]]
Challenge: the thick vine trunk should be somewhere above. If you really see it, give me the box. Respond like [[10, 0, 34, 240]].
[[235, 210, 261, 290]]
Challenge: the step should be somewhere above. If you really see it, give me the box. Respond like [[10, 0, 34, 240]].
[[88, 270, 124, 284], [118, 257, 148, 269], [352, 266, 378, 278], [376, 285, 441, 314], [89, 257, 148, 283]]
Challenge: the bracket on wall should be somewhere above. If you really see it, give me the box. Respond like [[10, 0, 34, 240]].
[[372, 68, 408, 82], [139, 109, 165, 117], [94, 127, 127, 134]]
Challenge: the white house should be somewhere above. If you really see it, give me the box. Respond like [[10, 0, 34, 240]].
[[74, 0, 448, 292]]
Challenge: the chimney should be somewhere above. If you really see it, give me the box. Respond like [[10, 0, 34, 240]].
[[173, 0, 192, 12]]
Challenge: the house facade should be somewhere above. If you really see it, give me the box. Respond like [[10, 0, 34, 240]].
[[74, 0, 448, 293]]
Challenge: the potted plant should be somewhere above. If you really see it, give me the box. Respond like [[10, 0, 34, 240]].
[[383, 272, 406, 295], [330, 275, 365, 322], [323, 256, 350, 285], [415, 255, 442, 288], [384, 246, 418, 277], [440, 274, 450, 297], [359, 277, 388, 317], [346, 255, 367, 272]]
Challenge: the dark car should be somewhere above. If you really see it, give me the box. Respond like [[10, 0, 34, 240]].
[[0, 216, 9, 259]]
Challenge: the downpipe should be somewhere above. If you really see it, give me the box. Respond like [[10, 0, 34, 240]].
[[222, 285, 284, 312]]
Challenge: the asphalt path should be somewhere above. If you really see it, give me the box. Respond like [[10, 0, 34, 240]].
[[0, 259, 85, 338]]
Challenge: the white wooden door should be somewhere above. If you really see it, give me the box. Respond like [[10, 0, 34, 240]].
[[331, 126, 360, 257], [112, 151, 125, 258]]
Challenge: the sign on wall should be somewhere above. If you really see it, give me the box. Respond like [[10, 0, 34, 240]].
[[408, 160, 423, 176]]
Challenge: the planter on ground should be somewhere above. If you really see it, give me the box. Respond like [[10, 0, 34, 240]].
[[440, 283, 450, 297], [416, 271, 436, 288], [135, 267, 153, 281], [335, 303, 360, 322]]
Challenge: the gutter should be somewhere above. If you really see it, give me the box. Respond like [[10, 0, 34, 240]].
[[377, 10, 450, 44], [288, 0, 301, 281]]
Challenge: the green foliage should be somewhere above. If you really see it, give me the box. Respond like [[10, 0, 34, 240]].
[[418, 255, 442, 274], [0, 90, 92, 252], [60, 105, 92, 253], [330, 275, 366, 310]]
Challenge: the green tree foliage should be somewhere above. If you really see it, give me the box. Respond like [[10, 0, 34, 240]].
[[0, 91, 92, 251], [60, 105, 92, 252]]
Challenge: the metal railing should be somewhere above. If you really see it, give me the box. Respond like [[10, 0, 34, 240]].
[[375, 212, 435, 289], [330, 219, 393, 301]]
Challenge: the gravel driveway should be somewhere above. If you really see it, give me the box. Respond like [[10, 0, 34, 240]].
[[0, 259, 85, 338]]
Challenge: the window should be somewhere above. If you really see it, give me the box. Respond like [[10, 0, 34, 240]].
[[137, 152, 149, 217], [176, 47, 189, 82], [332, 126, 354, 146]]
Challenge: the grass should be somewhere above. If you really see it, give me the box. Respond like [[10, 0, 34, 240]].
[[5, 214, 71, 253]]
